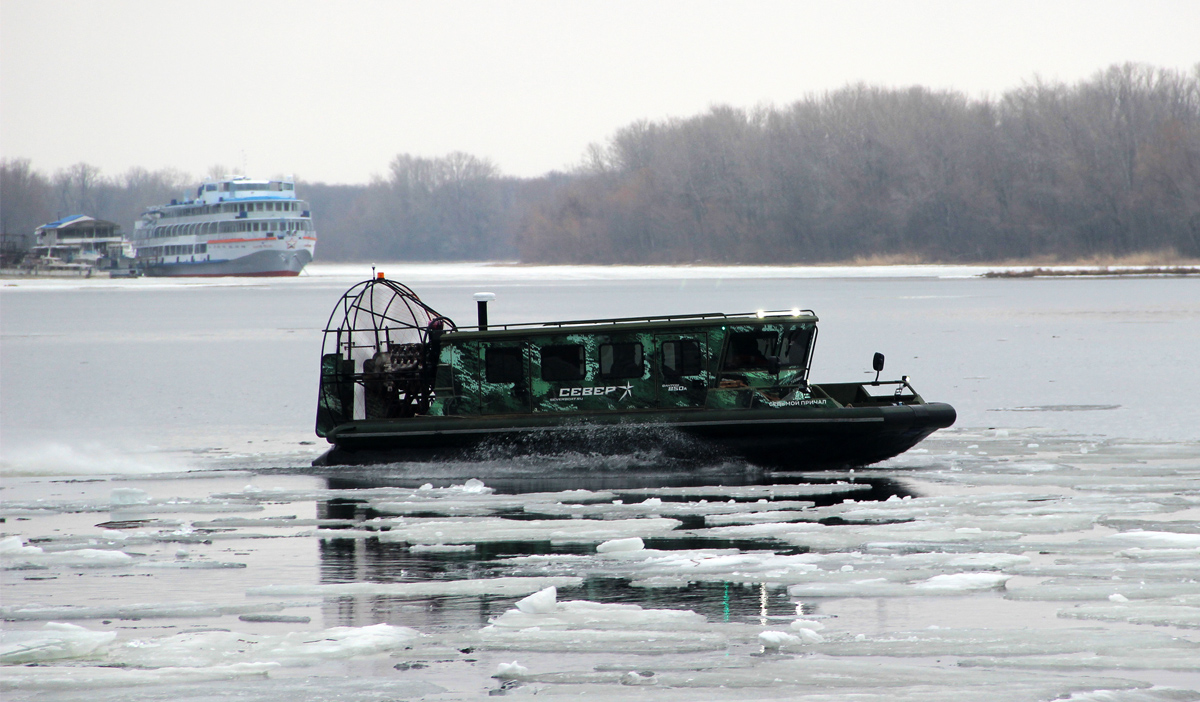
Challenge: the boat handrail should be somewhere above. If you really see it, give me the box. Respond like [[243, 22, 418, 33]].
[[441, 309, 817, 333]]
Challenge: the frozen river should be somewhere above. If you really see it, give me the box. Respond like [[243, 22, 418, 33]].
[[2, 263, 1199, 700]]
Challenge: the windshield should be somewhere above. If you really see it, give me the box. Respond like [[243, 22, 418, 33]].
[[723, 332, 777, 370], [778, 327, 813, 367]]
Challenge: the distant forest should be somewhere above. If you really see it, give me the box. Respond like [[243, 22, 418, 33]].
[[4, 63, 1198, 263]]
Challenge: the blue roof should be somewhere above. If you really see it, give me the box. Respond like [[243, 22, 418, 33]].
[[40, 215, 89, 229], [36, 215, 120, 233]]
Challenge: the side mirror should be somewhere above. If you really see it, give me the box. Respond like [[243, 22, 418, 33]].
[[872, 352, 884, 384]]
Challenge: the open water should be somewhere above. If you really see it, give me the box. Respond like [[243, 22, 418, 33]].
[[1, 263, 1198, 700]]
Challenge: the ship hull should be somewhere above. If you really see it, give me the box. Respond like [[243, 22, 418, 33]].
[[141, 249, 312, 277], [313, 402, 957, 469]]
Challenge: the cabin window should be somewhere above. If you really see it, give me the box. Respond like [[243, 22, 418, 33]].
[[599, 343, 643, 379], [541, 344, 585, 381], [779, 328, 813, 367], [485, 346, 523, 383], [723, 332, 777, 371], [662, 340, 702, 377]]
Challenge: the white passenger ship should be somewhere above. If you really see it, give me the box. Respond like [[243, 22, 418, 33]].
[[133, 176, 316, 277]]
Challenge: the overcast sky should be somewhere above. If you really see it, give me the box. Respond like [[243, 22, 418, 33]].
[[2, 0, 1197, 184]]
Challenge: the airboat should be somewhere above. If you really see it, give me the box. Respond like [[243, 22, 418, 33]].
[[312, 276, 956, 467]]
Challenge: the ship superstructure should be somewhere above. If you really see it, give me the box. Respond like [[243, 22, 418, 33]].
[[133, 176, 316, 276]]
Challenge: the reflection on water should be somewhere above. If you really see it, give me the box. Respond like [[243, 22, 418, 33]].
[[313, 467, 915, 629], [321, 465, 915, 498], [317, 534, 810, 630]]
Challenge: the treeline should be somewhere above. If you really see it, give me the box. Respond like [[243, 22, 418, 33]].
[[521, 63, 1200, 262], [0, 162, 192, 248], [302, 153, 557, 261], [4, 63, 1198, 263]]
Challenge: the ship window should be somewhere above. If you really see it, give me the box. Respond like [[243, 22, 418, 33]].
[[599, 343, 643, 379], [779, 328, 813, 367], [541, 344, 585, 381], [723, 332, 777, 371], [485, 346, 523, 384], [662, 340, 702, 377]]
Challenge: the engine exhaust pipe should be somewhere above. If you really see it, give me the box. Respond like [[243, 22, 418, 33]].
[[474, 292, 496, 330]]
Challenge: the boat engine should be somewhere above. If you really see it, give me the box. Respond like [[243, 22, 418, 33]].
[[316, 276, 455, 436]]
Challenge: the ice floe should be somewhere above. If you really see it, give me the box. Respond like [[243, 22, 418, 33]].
[[2, 601, 302, 622], [499, 547, 1036, 590], [787, 572, 1011, 597], [613, 483, 873, 500], [112, 623, 419, 668], [1, 622, 116, 664], [247, 576, 582, 598], [372, 516, 682, 545], [1005, 580, 1200, 601], [596, 537, 645, 553], [478, 587, 725, 654], [1, 537, 134, 569], [1058, 601, 1200, 628]]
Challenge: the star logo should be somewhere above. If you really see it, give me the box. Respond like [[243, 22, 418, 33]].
[[618, 383, 634, 401]]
